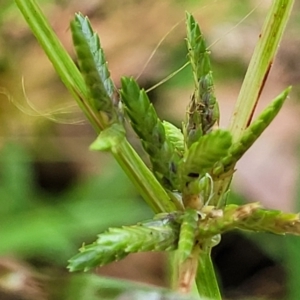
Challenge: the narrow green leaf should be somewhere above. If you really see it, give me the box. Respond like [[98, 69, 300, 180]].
[[215, 0, 295, 211], [229, 0, 294, 141], [111, 141, 180, 213], [196, 247, 221, 300], [216, 87, 291, 174]]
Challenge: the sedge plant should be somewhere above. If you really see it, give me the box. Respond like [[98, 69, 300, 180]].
[[14, 0, 297, 299]]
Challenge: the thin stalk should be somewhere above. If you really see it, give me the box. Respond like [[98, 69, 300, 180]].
[[112, 140, 178, 213], [177, 247, 200, 294], [170, 250, 202, 299], [215, 0, 294, 208], [196, 247, 221, 299], [229, 0, 294, 141], [14, 0, 99, 132], [195, 2, 294, 297], [14, 0, 176, 214]]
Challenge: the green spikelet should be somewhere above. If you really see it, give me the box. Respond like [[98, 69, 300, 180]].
[[120, 77, 182, 190], [71, 14, 117, 125], [181, 129, 232, 181], [74, 13, 115, 99], [214, 87, 291, 176], [68, 213, 182, 272], [178, 208, 199, 263], [196, 203, 300, 239], [180, 129, 231, 209], [69, 203, 300, 272], [197, 203, 261, 238], [163, 121, 185, 154], [185, 12, 219, 146], [237, 207, 300, 235]]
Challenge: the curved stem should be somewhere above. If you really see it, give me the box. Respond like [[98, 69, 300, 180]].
[[15, 0, 100, 132], [15, 0, 181, 214], [113, 140, 178, 214]]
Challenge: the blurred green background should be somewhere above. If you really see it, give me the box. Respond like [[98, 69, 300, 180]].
[[0, 0, 300, 299]]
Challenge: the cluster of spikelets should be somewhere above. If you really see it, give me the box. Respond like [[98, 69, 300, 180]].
[[67, 12, 298, 273]]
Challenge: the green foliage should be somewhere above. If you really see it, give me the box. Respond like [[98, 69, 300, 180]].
[[181, 129, 232, 180], [217, 87, 291, 174], [71, 14, 117, 126], [65, 274, 198, 300], [0, 143, 151, 263], [186, 174, 213, 206], [67, 8, 296, 298], [163, 120, 185, 153], [185, 12, 219, 144], [15, 0, 296, 299], [180, 129, 232, 209], [178, 208, 199, 263], [68, 202, 300, 272], [74, 13, 115, 99], [197, 203, 300, 238], [68, 212, 181, 271], [120, 77, 182, 190]]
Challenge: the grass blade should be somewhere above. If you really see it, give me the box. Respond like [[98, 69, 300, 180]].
[[14, 0, 101, 132], [229, 0, 294, 141], [15, 0, 178, 214]]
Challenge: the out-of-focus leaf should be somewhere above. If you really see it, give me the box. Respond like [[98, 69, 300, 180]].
[[0, 144, 151, 263], [64, 274, 199, 300]]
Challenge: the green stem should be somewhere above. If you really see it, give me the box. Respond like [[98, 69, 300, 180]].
[[14, 0, 100, 132], [229, 0, 294, 141], [216, 0, 294, 207], [196, 247, 221, 299], [14, 0, 178, 214], [112, 140, 178, 213]]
